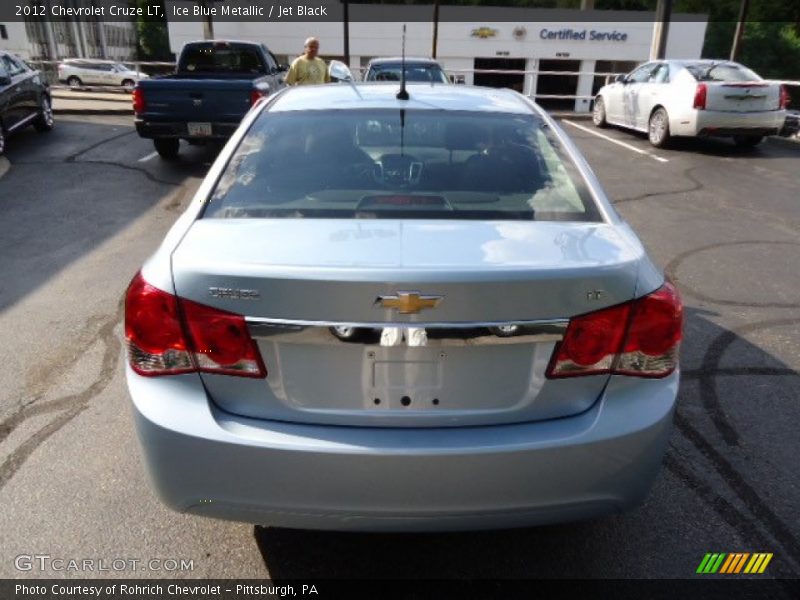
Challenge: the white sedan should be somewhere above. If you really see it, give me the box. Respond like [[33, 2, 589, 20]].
[[58, 59, 148, 92], [593, 60, 788, 148]]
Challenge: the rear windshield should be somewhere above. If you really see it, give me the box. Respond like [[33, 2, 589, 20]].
[[366, 64, 449, 83], [685, 63, 761, 82], [204, 109, 601, 222], [179, 43, 264, 74]]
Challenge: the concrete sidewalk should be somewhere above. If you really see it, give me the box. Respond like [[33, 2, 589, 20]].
[[51, 88, 133, 115]]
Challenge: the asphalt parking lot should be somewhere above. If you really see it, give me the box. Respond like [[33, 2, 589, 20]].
[[0, 115, 798, 585]]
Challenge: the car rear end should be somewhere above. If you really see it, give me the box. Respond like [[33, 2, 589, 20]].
[[134, 79, 265, 140], [365, 59, 449, 83], [57, 61, 78, 84], [125, 87, 682, 531], [134, 41, 270, 142], [681, 62, 788, 138]]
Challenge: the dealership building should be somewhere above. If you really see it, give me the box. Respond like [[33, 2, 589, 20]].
[[165, 2, 707, 112]]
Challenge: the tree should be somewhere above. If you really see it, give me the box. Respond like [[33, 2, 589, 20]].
[[135, 0, 172, 60]]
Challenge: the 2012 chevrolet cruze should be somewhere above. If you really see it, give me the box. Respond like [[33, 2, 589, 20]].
[[125, 82, 682, 531]]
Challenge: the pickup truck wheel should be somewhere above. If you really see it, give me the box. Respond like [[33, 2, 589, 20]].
[[67, 76, 82, 90], [34, 96, 55, 132], [154, 139, 180, 160]]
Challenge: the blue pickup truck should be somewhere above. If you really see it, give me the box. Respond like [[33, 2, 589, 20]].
[[134, 40, 287, 159]]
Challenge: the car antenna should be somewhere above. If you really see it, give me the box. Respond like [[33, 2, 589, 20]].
[[396, 24, 410, 100]]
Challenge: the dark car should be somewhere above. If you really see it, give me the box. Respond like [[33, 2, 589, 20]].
[[363, 57, 449, 83], [134, 40, 287, 160], [0, 52, 54, 156]]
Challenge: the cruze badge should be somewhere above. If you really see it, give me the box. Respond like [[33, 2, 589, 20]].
[[376, 292, 443, 314], [209, 287, 259, 300]]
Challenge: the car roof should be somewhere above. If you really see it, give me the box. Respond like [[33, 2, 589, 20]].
[[368, 57, 441, 66], [663, 59, 743, 67], [269, 83, 535, 115], [183, 39, 263, 47], [63, 59, 123, 64]]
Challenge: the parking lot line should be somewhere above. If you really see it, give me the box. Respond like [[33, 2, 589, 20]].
[[562, 120, 669, 163], [137, 151, 159, 163]]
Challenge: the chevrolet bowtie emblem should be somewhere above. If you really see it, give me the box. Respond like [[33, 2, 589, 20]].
[[376, 292, 443, 314]]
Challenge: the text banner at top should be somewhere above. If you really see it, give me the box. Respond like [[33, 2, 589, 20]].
[[1, 1, 712, 23]]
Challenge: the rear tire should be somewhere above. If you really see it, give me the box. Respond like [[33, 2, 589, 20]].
[[733, 135, 764, 148], [34, 96, 55, 132], [648, 107, 671, 148], [592, 97, 608, 128], [154, 138, 180, 160], [67, 76, 82, 90]]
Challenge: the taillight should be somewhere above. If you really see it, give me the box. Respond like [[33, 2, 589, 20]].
[[132, 87, 145, 114], [125, 273, 193, 376], [779, 85, 790, 109], [547, 282, 682, 379], [125, 272, 266, 378], [181, 297, 266, 377], [614, 283, 683, 377], [250, 88, 267, 106], [693, 83, 707, 110]]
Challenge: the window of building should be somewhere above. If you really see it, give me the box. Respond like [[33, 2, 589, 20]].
[[536, 59, 580, 111], [592, 60, 639, 96], [0, 24, 8, 40], [474, 58, 525, 93]]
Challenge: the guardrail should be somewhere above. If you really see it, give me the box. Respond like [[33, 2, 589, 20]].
[[24, 57, 800, 119], [25, 59, 178, 87]]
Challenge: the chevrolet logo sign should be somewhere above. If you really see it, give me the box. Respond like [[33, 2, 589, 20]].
[[375, 292, 443, 314]]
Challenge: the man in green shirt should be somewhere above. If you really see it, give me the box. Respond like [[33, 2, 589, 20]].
[[285, 37, 331, 86]]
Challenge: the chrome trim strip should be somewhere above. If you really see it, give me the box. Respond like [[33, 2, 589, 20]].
[[245, 316, 569, 329], [7, 112, 38, 133], [246, 318, 568, 346]]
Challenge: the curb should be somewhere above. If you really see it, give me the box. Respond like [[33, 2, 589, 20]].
[[52, 86, 133, 99], [51, 93, 132, 104], [51, 107, 589, 119], [54, 108, 133, 116], [549, 112, 593, 120]]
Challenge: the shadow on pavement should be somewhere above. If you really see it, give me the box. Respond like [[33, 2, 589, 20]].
[[0, 119, 213, 312], [252, 307, 799, 580]]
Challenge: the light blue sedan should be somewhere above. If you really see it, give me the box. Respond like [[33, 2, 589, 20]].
[[125, 83, 682, 531]]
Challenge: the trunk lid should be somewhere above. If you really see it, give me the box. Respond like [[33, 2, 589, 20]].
[[703, 81, 781, 113], [171, 219, 645, 427]]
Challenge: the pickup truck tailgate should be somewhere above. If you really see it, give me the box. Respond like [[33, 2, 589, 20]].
[[138, 78, 255, 122]]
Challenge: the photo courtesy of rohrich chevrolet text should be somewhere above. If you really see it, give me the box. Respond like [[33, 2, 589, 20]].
[[0, 1, 798, 599]]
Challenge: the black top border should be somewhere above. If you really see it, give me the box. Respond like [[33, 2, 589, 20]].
[[1, 1, 723, 23]]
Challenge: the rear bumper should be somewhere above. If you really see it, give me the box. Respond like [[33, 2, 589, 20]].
[[127, 367, 678, 531], [135, 119, 239, 140], [686, 109, 786, 137]]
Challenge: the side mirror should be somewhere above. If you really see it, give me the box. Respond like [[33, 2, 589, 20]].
[[614, 74, 627, 84], [328, 60, 353, 83]]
